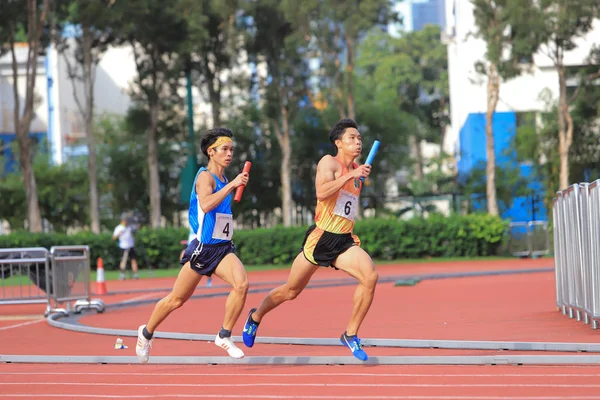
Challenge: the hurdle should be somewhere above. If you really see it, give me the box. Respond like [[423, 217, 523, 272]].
[[507, 221, 550, 258], [0, 246, 104, 317], [0, 248, 52, 312], [48, 246, 105, 316]]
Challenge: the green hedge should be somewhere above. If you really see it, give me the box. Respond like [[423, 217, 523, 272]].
[[0, 227, 188, 270], [0, 214, 508, 270]]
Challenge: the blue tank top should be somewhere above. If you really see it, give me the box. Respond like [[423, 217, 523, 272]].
[[188, 167, 233, 244]]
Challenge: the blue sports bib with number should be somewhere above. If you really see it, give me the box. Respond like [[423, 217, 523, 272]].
[[188, 167, 233, 244]]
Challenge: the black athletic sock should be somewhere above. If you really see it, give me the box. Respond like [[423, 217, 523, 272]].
[[343, 331, 357, 340], [249, 311, 260, 325], [142, 326, 153, 340], [219, 327, 232, 339]]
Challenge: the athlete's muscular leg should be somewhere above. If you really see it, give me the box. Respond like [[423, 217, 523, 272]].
[[213, 253, 249, 331], [146, 263, 202, 333], [252, 253, 319, 323], [333, 246, 379, 336]]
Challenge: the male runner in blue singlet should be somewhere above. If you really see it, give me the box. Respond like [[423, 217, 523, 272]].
[[136, 128, 250, 362]]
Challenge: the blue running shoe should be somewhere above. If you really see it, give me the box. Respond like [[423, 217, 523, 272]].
[[340, 333, 368, 361], [242, 308, 260, 348]]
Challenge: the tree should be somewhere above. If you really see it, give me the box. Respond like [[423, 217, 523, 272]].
[[0, 154, 89, 232], [471, 0, 541, 216], [534, 0, 599, 190], [244, 0, 311, 227], [182, 0, 240, 127], [357, 26, 449, 180], [110, 0, 188, 228], [52, 0, 115, 233], [515, 49, 600, 217], [219, 103, 283, 227], [96, 112, 186, 229], [0, 0, 50, 232], [289, 0, 397, 121]]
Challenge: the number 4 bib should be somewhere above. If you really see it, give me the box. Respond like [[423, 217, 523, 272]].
[[213, 213, 234, 240], [333, 190, 358, 221]]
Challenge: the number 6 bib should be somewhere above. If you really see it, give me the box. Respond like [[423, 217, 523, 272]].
[[213, 213, 234, 240], [333, 190, 358, 221]]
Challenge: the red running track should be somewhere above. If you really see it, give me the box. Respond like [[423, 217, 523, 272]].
[[4, 258, 600, 399], [3, 364, 600, 399]]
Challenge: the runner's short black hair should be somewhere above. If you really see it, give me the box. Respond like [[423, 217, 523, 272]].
[[328, 119, 358, 153]]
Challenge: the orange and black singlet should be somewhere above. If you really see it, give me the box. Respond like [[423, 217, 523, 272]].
[[301, 158, 363, 267]]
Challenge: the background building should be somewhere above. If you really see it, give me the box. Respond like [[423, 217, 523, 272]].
[[443, 0, 600, 221], [412, 0, 446, 32]]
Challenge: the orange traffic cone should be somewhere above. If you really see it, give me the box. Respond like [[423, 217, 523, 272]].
[[96, 257, 107, 295]]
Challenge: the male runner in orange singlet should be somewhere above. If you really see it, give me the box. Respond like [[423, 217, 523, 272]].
[[242, 118, 378, 361]]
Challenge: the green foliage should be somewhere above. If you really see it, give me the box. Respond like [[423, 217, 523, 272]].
[[181, 0, 241, 125], [288, 0, 399, 118], [0, 171, 27, 229], [53, 0, 116, 61], [96, 113, 184, 227], [244, 0, 310, 124], [358, 25, 448, 130], [535, 0, 598, 55], [356, 25, 450, 180], [0, 215, 509, 269], [459, 157, 531, 216], [512, 49, 600, 219], [567, 49, 600, 180], [235, 225, 307, 265], [0, 155, 89, 232], [356, 214, 508, 259], [471, 0, 542, 80], [0, 227, 189, 271], [205, 103, 284, 226]]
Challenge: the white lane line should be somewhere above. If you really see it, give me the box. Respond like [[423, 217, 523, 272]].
[[122, 293, 161, 303], [1, 382, 600, 388], [0, 318, 45, 332], [2, 372, 600, 378], [2, 395, 600, 399]]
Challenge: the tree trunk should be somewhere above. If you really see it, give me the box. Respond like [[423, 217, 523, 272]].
[[485, 64, 500, 216], [273, 97, 292, 227], [203, 53, 222, 127], [209, 81, 222, 126], [439, 96, 447, 150], [345, 35, 355, 121], [148, 102, 162, 228], [9, 0, 49, 232], [409, 135, 424, 180], [16, 126, 42, 232], [82, 24, 100, 233], [280, 130, 292, 227], [333, 25, 346, 120], [557, 65, 572, 190]]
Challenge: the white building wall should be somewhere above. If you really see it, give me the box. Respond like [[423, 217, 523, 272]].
[[47, 40, 137, 161], [94, 45, 136, 115], [0, 46, 48, 135], [52, 40, 136, 119]]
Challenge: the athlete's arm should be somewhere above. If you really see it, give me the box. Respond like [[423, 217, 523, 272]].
[[315, 156, 372, 201], [197, 171, 248, 213], [315, 156, 353, 201]]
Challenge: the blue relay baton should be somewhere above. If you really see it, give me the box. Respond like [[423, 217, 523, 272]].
[[360, 140, 380, 181]]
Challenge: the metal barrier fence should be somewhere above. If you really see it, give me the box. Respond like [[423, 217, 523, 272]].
[[553, 181, 600, 329], [0, 247, 51, 306], [0, 245, 104, 317], [508, 221, 550, 258]]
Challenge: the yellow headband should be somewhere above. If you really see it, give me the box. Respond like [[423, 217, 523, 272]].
[[208, 136, 233, 150]]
